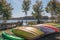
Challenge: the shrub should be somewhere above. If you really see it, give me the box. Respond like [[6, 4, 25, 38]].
[[28, 21, 37, 26]]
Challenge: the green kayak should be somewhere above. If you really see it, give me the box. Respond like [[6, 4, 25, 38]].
[[2, 31, 24, 40], [0, 37, 8, 40]]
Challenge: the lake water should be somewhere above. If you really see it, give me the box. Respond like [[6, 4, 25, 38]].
[[0, 20, 38, 25], [0, 20, 52, 23], [0, 20, 37, 23], [0, 20, 52, 25]]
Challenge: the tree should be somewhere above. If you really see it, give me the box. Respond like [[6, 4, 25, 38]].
[[46, 0, 60, 23], [22, 0, 31, 24], [0, 0, 13, 23], [32, 0, 43, 24]]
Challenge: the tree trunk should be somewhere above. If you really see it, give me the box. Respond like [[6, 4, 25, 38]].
[[55, 15, 58, 23], [37, 15, 40, 24], [51, 11, 54, 23], [51, 11, 55, 23], [25, 11, 27, 25], [53, 6, 57, 23], [37, 19, 40, 24], [37, 12, 42, 24], [54, 11, 57, 23], [3, 19, 7, 28], [57, 15, 60, 23], [3, 20, 6, 23]]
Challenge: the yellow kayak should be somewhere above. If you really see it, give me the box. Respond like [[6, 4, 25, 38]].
[[12, 27, 44, 40]]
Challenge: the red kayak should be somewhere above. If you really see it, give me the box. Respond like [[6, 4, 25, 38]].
[[42, 24, 59, 32]]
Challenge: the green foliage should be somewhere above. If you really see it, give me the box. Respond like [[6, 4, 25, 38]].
[[33, 0, 43, 13], [32, 12, 38, 18], [46, 0, 60, 14], [22, 0, 31, 15], [46, 0, 60, 23], [22, 0, 31, 24], [32, 0, 43, 24], [0, 0, 13, 20], [28, 21, 37, 26]]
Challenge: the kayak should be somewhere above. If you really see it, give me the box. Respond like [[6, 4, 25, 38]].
[[33, 24, 59, 34], [12, 27, 44, 40], [2, 31, 24, 40], [33, 24, 59, 32], [41, 24, 59, 32], [0, 37, 7, 40]]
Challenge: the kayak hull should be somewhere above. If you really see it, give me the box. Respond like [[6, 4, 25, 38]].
[[12, 27, 44, 40], [2, 32, 24, 40]]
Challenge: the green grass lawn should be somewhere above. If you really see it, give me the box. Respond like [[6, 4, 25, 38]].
[[45, 23, 60, 28], [54, 24, 60, 28]]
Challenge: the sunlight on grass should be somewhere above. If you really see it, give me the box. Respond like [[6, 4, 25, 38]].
[[45, 23, 60, 28]]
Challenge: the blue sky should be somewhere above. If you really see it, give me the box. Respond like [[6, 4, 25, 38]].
[[6, 0, 50, 18]]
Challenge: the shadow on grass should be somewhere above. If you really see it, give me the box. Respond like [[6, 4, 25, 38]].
[[34, 32, 60, 40]]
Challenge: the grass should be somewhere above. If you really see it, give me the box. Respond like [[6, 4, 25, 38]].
[[45, 23, 60, 28]]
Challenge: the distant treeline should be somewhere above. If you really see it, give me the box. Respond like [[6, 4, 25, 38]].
[[10, 16, 52, 20]]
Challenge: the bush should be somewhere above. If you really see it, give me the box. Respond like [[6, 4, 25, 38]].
[[28, 21, 37, 26]]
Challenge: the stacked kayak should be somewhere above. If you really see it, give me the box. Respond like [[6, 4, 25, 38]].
[[40, 24, 59, 32], [33, 24, 59, 34], [0, 35, 7, 40], [0, 24, 59, 40], [12, 27, 44, 40], [2, 31, 24, 40]]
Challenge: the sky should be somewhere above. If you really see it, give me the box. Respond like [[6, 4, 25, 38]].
[[6, 0, 51, 18]]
